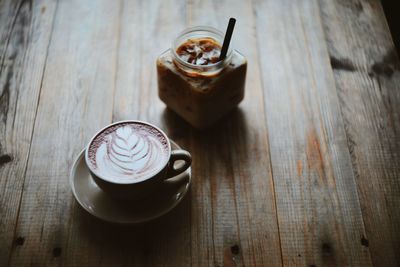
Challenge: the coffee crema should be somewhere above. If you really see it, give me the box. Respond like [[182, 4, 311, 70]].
[[87, 122, 169, 183]]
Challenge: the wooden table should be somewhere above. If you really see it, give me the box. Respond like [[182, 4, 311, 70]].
[[1, 0, 399, 266]]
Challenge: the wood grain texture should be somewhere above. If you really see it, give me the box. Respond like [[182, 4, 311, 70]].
[[7, 0, 120, 265], [253, 0, 371, 265], [63, 1, 191, 266], [0, 0, 57, 265], [319, 0, 400, 265], [112, 0, 281, 266], [0, 0, 399, 266], [187, 0, 282, 266]]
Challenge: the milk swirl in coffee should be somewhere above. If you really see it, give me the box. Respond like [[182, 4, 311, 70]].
[[87, 122, 169, 182]]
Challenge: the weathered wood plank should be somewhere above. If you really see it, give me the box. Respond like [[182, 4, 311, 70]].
[[0, 0, 57, 265], [253, 0, 372, 265], [7, 0, 121, 265], [187, 1, 283, 266], [113, 1, 192, 266], [113, 0, 282, 265], [319, 0, 400, 265], [1, 0, 398, 265], [64, 1, 191, 266]]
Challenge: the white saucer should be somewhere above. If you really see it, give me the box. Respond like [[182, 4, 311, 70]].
[[69, 140, 191, 224]]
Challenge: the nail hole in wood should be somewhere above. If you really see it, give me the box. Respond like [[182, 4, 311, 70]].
[[53, 247, 61, 257], [361, 236, 369, 247], [322, 243, 332, 256], [230, 244, 240, 255], [15, 237, 25, 246]]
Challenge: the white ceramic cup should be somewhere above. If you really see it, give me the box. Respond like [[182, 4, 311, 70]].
[[84, 120, 191, 200]]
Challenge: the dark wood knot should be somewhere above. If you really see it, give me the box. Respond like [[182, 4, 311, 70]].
[[0, 154, 12, 166], [369, 49, 399, 78], [329, 56, 356, 72], [371, 62, 394, 77]]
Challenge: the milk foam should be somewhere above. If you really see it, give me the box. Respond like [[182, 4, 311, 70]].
[[87, 123, 169, 182]]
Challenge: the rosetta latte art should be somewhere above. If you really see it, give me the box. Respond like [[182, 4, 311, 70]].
[[89, 124, 169, 182]]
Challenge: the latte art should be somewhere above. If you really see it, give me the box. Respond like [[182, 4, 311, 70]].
[[87, 123, 169, 182], [99, 126, 163, 177]]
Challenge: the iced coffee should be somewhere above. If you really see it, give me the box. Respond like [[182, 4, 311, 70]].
[[157, 26, 247, 129]]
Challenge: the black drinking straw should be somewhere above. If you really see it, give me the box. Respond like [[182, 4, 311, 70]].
[[219, 18, 236, 61]]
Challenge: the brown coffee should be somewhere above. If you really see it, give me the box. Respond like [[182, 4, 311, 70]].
[[156, 27, 247, 129], [176, 37, 221, 65]]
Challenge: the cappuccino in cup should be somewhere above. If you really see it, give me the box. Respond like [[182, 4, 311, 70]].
[[85, 121, 191, 199], [87, 122, 170, 183]]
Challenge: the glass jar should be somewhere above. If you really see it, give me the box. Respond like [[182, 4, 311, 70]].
[[156, 26, 247, 129]]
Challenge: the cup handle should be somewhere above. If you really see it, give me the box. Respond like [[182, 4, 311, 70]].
[[165, 149, 192, 179]]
